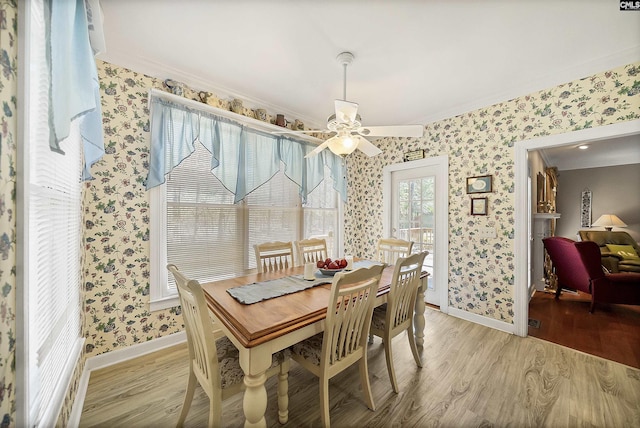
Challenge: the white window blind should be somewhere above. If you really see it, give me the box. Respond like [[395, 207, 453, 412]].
[[150, 142, 340, 310], [22, 0, 84, 425]]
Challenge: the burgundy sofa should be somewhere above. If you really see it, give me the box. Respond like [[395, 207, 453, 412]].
[[542, 236, 640, 312]]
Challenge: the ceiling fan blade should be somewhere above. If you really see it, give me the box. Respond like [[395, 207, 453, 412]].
[[334, 100, 359, 123], [357, 125, 424, 138], [354, 135, 382, 157], [304, 140, 330, 158]]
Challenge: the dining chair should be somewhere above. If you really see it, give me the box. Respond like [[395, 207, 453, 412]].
[[376, 237, 414, 265], [254, 241, 295, 273], [295, 238, 328, 265], [370, 251, 428, 393], [290, 264, 385, 428], [167, 264, 291, 427]]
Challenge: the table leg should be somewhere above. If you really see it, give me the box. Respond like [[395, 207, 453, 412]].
[[243, 371, 268, 428], [414, 276, 427, 347]]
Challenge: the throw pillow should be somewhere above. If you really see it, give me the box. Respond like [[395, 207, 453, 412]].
[[605, 244, 640, 260]]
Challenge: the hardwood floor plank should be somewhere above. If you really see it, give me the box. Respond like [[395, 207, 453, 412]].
[[80, 308, 640, 427], [528, 290, 640, 368]]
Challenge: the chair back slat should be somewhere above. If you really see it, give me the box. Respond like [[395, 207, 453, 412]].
[[254, 241, 295, 273], [387, 252, 428, 330], [295, 238, 328, 265], [377, 238, 414, 265], [167, 264, 220, 394], [322, 264, 384, 366]]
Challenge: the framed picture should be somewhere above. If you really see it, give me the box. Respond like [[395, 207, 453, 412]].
[[580, 189, 592, 227], [466, 175, 493, 194], [471, 197, 488, 215]]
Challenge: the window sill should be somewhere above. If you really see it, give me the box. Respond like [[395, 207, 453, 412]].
[[150, 295, 180, 312]]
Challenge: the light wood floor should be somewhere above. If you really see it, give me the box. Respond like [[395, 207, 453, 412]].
[[80, 308, 640, 427]]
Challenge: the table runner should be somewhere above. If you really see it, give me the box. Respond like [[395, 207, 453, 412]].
[[227, 274, 331, 305], [227, 260, 384, 305]]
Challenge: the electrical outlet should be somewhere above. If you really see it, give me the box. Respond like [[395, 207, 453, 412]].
[[477, 227, 497, 239]]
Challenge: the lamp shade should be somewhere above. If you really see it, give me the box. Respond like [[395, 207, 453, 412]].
[[591, 214, 627, 231]]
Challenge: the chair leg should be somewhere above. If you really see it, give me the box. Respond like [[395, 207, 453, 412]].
[[407, 326, 423, 368], [555, 285, 562, 299], [383, 333, 399, 394], [320, 377, 331, 428], [176, 370, 197, 427], [208, 393, 222, 428], [359, 355, 376, 411], [277, 360, 290, 424], [368, 332, 374, 344]]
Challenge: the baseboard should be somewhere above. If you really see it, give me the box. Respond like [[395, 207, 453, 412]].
[[68, 331, 187, 428], [448, 307, 515, 334]]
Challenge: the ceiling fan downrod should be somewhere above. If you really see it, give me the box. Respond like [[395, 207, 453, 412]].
[[336, 52, 354, 101]]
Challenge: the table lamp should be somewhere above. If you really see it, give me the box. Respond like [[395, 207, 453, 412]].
[[591, 214, 627, 231]]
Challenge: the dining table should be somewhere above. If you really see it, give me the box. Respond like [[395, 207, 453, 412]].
[[200, 262, 430, 428]]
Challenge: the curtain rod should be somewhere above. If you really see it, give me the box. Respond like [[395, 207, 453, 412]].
[[148, 88, 324, 144]]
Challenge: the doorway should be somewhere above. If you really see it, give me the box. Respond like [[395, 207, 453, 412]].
[[383, 156, 449, 310], [513, 119, 640, 336]]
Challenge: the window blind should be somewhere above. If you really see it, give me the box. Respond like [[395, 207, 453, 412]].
[[152, 142, 340, 308], [23, 0, 84, 425]]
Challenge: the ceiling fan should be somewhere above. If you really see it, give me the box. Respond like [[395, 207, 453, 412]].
[[274, 52, 424, 158]]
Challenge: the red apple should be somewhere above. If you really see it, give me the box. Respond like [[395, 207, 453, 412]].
[[338, 258, 347, 268], [316, 260, 325, 268], [328, 261, 340, 269]]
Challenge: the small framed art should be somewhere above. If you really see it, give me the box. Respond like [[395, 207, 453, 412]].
[[471, 197, 488, 215], [466, 175, 493, 194]]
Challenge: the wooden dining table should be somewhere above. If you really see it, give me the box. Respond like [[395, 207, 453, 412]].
[[200, 263, 429, 428]]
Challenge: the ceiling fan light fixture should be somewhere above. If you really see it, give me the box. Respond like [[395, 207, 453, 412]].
[[327, 133, 358, 156]]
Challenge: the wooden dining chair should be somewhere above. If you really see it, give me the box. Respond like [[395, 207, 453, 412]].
[[370, 251, 428, 393], [290, 264, 385, 428], [254, 241, 295, 273], [376, 238, 414, 265], [295, 238, 328, 265], [167, 264, 291, 427]]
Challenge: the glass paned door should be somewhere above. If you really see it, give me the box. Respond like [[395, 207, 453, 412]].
[[391, 166, 438, 305]]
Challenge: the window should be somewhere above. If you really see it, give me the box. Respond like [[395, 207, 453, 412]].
[[150, 142, 340, 310], [18, 0, 84, 425]]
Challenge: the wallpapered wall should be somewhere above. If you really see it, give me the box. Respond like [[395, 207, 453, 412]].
[[0, 0, 17, 424], [345, 63, 640, 321]]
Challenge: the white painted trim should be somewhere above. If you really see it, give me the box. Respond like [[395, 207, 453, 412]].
[[15, 1, 31, 426], [382, 156, 449, 313], [448, 307, 515, 335], [87, 331, 187, 372], [149, 183, 176, 311], [513, 120, 640, 337], [68, 332, 187, 428], [149, 88, 324, 144]]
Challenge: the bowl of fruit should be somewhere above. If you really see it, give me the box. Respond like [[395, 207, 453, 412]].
[[317, 258, 349, 276]]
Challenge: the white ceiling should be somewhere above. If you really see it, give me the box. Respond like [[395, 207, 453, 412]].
[[539, 135, 640, 171], [97, 1, 640, 131]]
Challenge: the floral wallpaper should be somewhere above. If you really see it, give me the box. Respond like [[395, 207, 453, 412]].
[[344, 62, 640, 322], [0, 0, 17, 425], [82, 61, 185, 357]]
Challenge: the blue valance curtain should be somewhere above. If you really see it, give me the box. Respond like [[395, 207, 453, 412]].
[[146, 94, 348, 203], [48, 0, 105, 180]]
